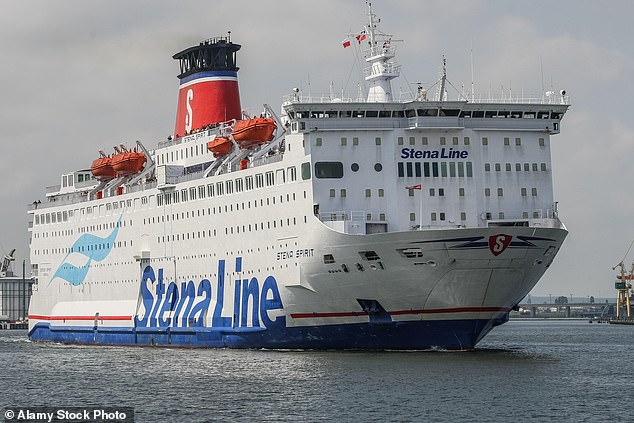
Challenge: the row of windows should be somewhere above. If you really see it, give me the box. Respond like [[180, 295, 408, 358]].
[[290, 108, 563, 120], [485, 162, 548, 172], [483, 137, 546, 147], [484, 188, 539, 197], [398, 136, 471, 146], [156, 142, 208, 166], [155, 166, 297, 206], [314, 135, 546, 148], [398, 161, 474, 178]]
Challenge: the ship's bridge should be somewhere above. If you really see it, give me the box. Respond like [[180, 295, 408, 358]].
[[282, 93, 569, 235]]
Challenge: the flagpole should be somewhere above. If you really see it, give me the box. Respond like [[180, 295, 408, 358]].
[[419, 190, 423, 230]]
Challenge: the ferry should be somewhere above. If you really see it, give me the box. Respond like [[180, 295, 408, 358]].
[[27, 3, 569, 349]]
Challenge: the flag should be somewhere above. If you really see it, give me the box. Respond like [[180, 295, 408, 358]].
[[406, 184, 422, 190], [342, 38, 351, 48], [356, 30, 367, 43]]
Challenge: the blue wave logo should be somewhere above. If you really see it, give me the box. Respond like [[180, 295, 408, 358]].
[[50, 213, 123, 286]]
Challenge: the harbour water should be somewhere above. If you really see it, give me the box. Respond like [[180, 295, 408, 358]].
[[0, 320, 629, 422]]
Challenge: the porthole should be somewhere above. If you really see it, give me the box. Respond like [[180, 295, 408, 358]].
[[374, 163, 383, 172], [351, 163, 359, 172]]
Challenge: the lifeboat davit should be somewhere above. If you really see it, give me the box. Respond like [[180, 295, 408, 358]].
[[111, 149, 146, 176], [91, 152, 116, 180], [207, 137, 233, 158], [232, 117, 276, 148]]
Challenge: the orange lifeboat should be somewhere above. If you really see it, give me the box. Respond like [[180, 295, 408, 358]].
[[111, 148, 146, 176], [207, 137, 233, 158], [91, 152, 116, 180], [232, 117, 276, 148]]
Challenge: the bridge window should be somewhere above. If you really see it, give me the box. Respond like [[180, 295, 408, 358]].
[[315, 162, 343, 179]]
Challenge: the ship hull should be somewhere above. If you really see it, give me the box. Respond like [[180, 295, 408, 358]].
[[28, 225, 566, 350]]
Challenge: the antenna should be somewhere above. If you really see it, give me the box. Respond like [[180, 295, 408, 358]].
[[470, 41, 475, 102]]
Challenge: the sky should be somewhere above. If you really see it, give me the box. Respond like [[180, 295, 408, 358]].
[[1, 0, 633, 298]]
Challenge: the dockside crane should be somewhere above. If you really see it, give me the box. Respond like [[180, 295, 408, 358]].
[[612, 239, 634, 320]]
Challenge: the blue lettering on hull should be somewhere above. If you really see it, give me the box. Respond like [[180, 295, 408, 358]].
[[135, 257, 286, 330]]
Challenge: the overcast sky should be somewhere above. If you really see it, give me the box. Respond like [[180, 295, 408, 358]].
[[1, 0, 633, 298]]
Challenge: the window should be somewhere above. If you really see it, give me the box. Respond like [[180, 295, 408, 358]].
[[429, 188, 435, 197], [397, 162, 404, 177], [495, 163, 501, 172], [449, 162, 456, 177], [524, 163, 530, 172], [497, 188, 504, 197], [301, 162, 311, 180], [374, 163, 383, 172], [408, 189, 414, 197], [458, 162, 465, 177], [541, 163, 547, 171], [351, 163, 359, 172], [365, 189, 372, 198], [452, 136, 459, 145], [460, 212, 466, 221], [515, 137, 521, 146], [256, 173, 264, 187], [410, 213, 416, 222], [432, 162, 439, 177], [459, 188, 465, 197], [431, 212, 437, 221], [516, 163, 522, 172], [485, 163, 491, 172], [440, 137, 446, 145], [375, 137, 382, 146], [341, 137, 347, 146], [245, 176, 254, 190], [532, 163, 538, 172], [409, 137, 415, 145], [539, 138, 545, 147], [216, 182, 224, 196], [287, 167, 297, 181], [438, 188, 445, 196], [235, 178, 244, 192], [276, 169, 285, 185], [504, 137, 510, 146], [340, 189, 347, 198], [315, 137, 322, 146], [265, 171, 274, 186], [485, 188, 491, 197], [315, 162, 344, 178], [440, 162, 447, 177], [482, 137, 488, 146], [226, 180, 234, 194], [190, 187, 197, 200], [198, 186, 206, 199], [422, 137, 428, 145], [440, 212, 446, 221], [464, 137, 470, 145], [532, 188, 538, 196], [329, 189, 336, 198], [353, 137, 359, 146], [378, 189, 384, 197], [506, 163, 512, 172], [207, 184, 215, 197], [521, 188, 527, 196], [180, 189, 188, 202]]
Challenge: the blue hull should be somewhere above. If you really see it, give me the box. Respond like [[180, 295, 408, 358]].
[[28, 315, 508, 350]]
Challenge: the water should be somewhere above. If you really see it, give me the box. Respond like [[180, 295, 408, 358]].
[[0, 320, 630, 422]]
